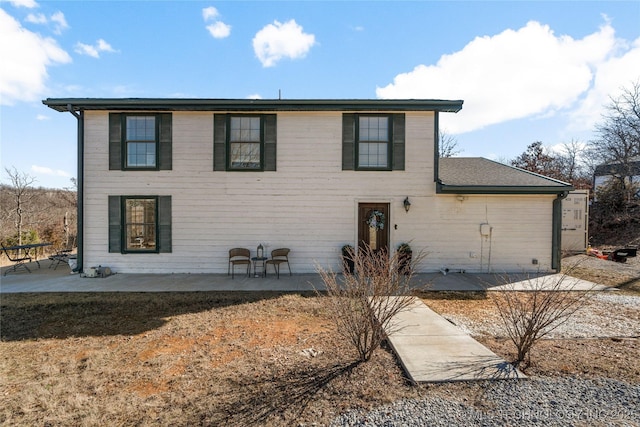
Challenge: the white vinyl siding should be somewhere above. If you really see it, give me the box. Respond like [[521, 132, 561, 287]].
[[83, 111, 555, 274]]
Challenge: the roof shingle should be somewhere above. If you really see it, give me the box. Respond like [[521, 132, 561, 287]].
[[438, 157, 572, 194]]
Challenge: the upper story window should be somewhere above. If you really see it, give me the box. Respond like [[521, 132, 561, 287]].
[[342, 113, 405, 171], [109, 113, 172, 171], [126, 116, 157, 168], [213, 114, 277, 172], [358, 116, 390, 169], [229, 116, 262, 170]]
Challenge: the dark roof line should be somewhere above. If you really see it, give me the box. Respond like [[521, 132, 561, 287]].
[[594, 157, 640, 176], [438, 157, 573, 194], [42, 98, 464, 113]]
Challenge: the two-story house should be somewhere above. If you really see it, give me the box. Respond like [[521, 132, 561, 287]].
[[43, 98, 573, 275]]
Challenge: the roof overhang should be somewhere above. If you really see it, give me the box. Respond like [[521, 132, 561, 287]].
[[437, 182, 574, 195], [43, 98, 464, 113]]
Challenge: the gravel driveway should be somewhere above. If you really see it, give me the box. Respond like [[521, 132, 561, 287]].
[[331, 254, 640, 426]]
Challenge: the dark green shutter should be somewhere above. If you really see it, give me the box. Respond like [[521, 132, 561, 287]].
[[213, 114, 227, 171], [108, 196, 122, 253], [392, 114, 405, 171], [158, 113, 172, 170], [158, 196, 172, 253], [264, 114, 277, 171], [109, 113, 122, 170], [342, 114, 355, 170]]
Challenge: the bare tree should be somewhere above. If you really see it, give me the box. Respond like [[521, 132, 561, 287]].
[[555, 139, 592, 189], [511, 140, 592, 188], [316, 244, 425, 362], [3, 167, 37, 247], [491, 271, 594, 369], [511, 141, 562, 178], [590, 80, 640, 202], [439, 130, 462, 158]]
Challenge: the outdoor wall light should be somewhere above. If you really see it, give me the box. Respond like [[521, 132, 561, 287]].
[[403, 196, 411, 213]]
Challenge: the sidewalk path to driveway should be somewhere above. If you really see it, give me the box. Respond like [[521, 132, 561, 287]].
[[384, 297, 525, 383], [487, 273, 608, 291]]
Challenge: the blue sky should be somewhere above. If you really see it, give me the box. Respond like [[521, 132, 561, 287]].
[[1, 0, 639, 189]]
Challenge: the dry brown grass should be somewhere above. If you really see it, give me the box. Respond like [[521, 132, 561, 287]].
[[1, 254, 639, 426], [1, 292, 421, 426]]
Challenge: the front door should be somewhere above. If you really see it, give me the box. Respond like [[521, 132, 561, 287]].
[[358, 203, 390, 253]]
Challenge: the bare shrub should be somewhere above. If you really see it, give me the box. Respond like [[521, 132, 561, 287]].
[[490, 272, 595, 369], [316, 244, 424, 362]]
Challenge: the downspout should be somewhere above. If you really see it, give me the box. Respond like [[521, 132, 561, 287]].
[[67, 104, 83, 273], [433, 111, 439, 183], [551, 191, 569, 272]]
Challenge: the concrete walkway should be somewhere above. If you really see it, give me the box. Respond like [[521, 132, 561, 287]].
[[384, 297, 525, 383], [488, 273, 607, 291]]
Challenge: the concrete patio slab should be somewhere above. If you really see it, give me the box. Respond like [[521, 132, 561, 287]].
[[384, 297, 525, 383], [1, 259, 610, 294], [0, 263, 326, 293], [487, 273, 609, 292]]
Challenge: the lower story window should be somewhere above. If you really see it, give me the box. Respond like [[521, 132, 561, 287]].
[[109, 195, 171, 254], [124, 198, 157, 252]]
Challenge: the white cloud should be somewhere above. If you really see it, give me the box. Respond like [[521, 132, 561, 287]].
[[75, 38, 117, 58], [5, 0, 38, 8], [24, 10, 69, 34], [376, 20, 637, 135], [50, 11, 68, 34], [74, 42, 98, 58], [246, 94, 262, 99], [36, 114, 49, 120], [569, 37, 640, 131], [0, 9, 71, 105], [202, 6, 219, 21], [25, 12, 46, 24], [253, 19, 316, 67], [206, 21, 231, 39], [97, 39, 115, 52], [31, 165, 71, 177], [203, 6, 230, 39]]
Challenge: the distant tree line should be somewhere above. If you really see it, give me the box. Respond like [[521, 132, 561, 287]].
[[1, 167, 77, 253], [510, 81, 639, 203]]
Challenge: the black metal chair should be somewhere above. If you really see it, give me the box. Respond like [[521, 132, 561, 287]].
[[228, 248, 251, 279], [1, 244, 32, 276], [48, 249, 73, 270], [265, 248, 291, 279]]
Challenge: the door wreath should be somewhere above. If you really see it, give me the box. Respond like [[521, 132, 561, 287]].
[[366, 210, 385, 230]]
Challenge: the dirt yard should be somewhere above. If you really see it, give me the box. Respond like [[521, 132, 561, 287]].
[[1, 255, 638, 426]]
